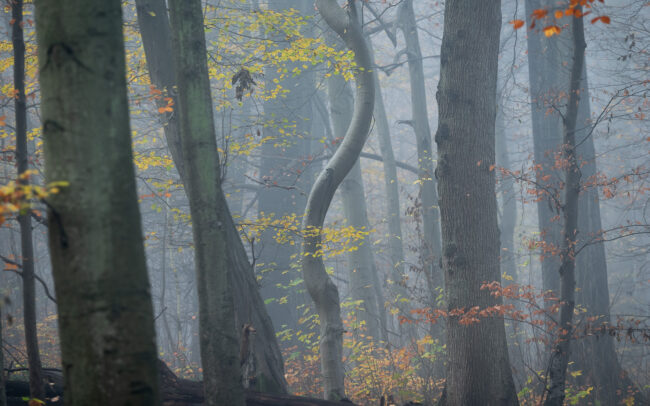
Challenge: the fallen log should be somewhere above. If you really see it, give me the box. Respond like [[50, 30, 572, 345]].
[[4, 361, 356, 406]]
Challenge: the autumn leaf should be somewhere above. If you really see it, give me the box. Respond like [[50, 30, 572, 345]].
[[554, 10, 564, 19], [531, 9, 548, 20], [591, 16, 611, 24], [543, 25, 561, 37], [510, 19, 525, 29], [0, 115, 6, 127]]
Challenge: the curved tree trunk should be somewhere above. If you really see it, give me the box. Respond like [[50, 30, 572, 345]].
[[303, 0, 374, 400], [167, 1, 244, 404], [134, 0, 287, 392], [434, 0, 518, 404], [12, 0, 44, 400], [328, 68, 383, 342], [34, 0, 161, 404]]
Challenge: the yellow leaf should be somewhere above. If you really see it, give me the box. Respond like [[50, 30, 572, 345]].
[[543, 25, 561, 37]]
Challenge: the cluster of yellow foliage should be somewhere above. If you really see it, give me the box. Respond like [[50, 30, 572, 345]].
[[0, 170, 67, 225]]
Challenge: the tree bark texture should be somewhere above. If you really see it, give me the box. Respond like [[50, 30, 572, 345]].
[[135, 0, 288, 392], [167, 1, 245, 405], [12, 0, 44, 400], [35, 0, 161, 404], [303, 0, 375, 400], [433, 0, 518, 405]]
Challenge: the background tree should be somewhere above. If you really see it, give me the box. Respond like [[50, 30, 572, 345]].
[[11, 0, 43, 400], [34, 0, 161, 404]]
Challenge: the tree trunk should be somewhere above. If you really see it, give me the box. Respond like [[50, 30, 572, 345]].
[[398, 0, 444, 321], [543, 10, 585, 406], [525, 1, 643, 404], [434, 0, 518, 404], [167, 1, 244, 405], [134, 0, 287, 392], [366, 35, 407, 341], [303, 0, 374, 400], [328, 70, 383, 341], [34, 0, 161, 404], [258, 0, 316, 333], [12, 0, 44, 400]]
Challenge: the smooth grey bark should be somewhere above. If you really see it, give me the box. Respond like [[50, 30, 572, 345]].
[[258, 0, 315, 332], [525, 1, 642, 404], [35, 0, 161, 404], [303, 0, 374, 400], [328, 69, 383, 341], [12, 0, 44, 400], [167, 1, 244, 404], [434, 0, 518, 405], [134, 0, 287, 392]]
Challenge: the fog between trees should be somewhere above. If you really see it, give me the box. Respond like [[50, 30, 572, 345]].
[[0, 1, 648, 405]]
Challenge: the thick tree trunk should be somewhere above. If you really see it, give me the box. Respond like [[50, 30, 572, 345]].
[[134, 0, 287, 392], [434, 0, 518, 405], [167, 1, 244, 405], [12, 0, 44, 401], [34, 0, 161, 404], [303, 0, 374, 400]]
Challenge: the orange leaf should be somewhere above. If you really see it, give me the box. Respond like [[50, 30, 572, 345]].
[[510, 19, 525, 29], [0, 115, 6, 127], [543, 25, 561, 37], [554, 10, 563, 19], [531, 8, 548, 20], [591, 15, 610, 24]]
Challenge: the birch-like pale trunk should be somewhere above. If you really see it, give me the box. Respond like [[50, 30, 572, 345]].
[[303, 0, 374, 400], [167, 1, 244, 404], [35, 0, 160, 403]]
